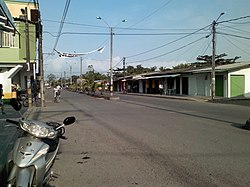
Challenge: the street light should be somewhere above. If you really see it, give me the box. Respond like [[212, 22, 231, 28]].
[[211, 12, 226, 100], [96, 16, 127, 96]]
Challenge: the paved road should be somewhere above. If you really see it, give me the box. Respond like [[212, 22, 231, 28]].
[[27, 89, 250, 187]]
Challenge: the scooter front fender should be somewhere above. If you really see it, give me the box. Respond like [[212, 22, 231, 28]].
[[7, 165, 35, 187], [7, 136, 49, 186]]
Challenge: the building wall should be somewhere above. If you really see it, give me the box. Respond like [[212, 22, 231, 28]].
[[188, 75, 197, 96], [5, 1, 37, 20], [228, 68, 250, 97], [139, 80, 143, 93], [0, 1, 37, 99], [0, 48, 20, 62], [18, 22, 37, 62]]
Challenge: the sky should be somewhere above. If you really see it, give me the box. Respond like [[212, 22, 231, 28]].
[[39, 0, 250, 79]]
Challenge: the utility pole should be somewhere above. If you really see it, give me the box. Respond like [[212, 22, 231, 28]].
[[80, 57, 83, 91], [96, 16, 127, 96], [70, 66, 72, 85], [80, 57, 83, 78], [211, 12, 225, 100], [123, 57, 126, 93], [24, 7, 32, 107], [38, 10, 45, 107], [110, 27, 114, 96], [211, 20, 216, 100]]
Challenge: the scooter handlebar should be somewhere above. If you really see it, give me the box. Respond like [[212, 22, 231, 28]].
[[59, 135, 67, 140], [6, 119, 19, 126]]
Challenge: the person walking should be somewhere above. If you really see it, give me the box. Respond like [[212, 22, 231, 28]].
[[53, 85, 61, 102], [0, 84, 6, 114], [159, 82, 164, 95]]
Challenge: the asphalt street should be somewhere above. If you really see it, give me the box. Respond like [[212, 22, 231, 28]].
[[28, 89, 250, 187], [1, 89, 250, 187]]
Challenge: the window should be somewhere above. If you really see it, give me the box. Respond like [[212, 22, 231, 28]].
[[0, 31, 2, 47], [0, 31, 17, 48]]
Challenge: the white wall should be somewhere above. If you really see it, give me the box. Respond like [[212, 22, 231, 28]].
[[139, 80, 143, 93], [189, 75, 197, 96], [228, 68, 250, 97], [0, 69, 12, 97]]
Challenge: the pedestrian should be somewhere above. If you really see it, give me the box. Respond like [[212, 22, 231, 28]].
[[53, 85, 61, 102], [159, 82, 164, 95], [0, 84, 6, 114]]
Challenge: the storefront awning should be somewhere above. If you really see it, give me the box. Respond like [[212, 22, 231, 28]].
[[7, 65, 23, 78]]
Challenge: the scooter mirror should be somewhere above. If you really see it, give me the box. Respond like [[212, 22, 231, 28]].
[[63, 116, 76, 126], [9, 98, 22, 111]]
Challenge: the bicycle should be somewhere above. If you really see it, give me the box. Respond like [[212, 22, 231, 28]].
[[22, 93, 41, 107]]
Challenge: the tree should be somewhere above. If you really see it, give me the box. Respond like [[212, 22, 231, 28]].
[[125, 65, 156, 75], [172, 63, 191, 70], [159, 66, 171, 72], [47, 73, 56, 86], [196, 53, 241, 65]]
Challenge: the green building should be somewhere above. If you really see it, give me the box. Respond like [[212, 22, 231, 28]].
[[0, 0, 38, 99]]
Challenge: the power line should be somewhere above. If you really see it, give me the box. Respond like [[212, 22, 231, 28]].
[[221, 35, 250, 55], [217, 32, 250, 40], [43, 19, 105, 29], [127, 0, 175, 28], [219, 24, 250, 35], [51, 0, 71, 53], [43, 31, 209, 37], [43, 18, 204, 32], [218, 15, 250, 24], [127, 36, 206, 64], [126, 24, 211, 59]]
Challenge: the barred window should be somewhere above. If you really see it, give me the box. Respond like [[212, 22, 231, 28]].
[[0, 31, 17, 48], [0, 31, 2, 47]]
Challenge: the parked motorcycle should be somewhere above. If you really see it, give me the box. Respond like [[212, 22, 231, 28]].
[[4, 98, 76, 187]]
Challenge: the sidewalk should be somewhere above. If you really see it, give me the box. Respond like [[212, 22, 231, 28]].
[[0, 104, 30, 177], [92, 91, 250, 107], [0, 100, 41, 180]]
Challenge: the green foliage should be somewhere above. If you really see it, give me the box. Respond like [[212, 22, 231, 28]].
[[196, 53, 241, 65], [172, 63, 191, 70], [47, 73, 56, 86], [123, 65, 157, 76]]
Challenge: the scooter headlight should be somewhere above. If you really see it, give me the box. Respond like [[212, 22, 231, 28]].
[[21, 121, 56, 138]]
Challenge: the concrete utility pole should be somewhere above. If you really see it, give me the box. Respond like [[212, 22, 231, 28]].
[[123, 57, 126, 93], [211, 20, 216, 100], [80, 57, 83, 78], [110, 27, 114, 96], [96, 16, 127, 97], [24, 7, 32, 107], [211, 12, 225, 100], [70, 66, 72, 85], [38, 11, 45, 107]]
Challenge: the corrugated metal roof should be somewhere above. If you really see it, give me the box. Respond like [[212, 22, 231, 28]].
[[188, 62, 250, 73], [0, 0, 15, 31]]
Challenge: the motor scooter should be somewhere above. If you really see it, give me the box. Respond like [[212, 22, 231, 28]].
[[245, 118, 250, 130], [4, 98, 76, 187]]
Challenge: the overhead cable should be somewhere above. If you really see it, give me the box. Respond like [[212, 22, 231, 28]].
[[221, 35, 250, 55], [217, 32, 250, 40], [51, 0, 71, 53], [127, 36, 206, 64], [126, 24, 211, 59], [127, 0, 175, 28]]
